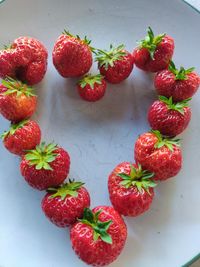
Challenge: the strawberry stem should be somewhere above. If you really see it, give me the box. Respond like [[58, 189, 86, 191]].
[[1, 77, 36, 97], [169, 61, 195, 80], [78, 74, 103, 89], [48, 179, 85, 200], [139, 26, 166, 59], [1, 119, 29, 140], [117, 163, 156, 194], [151, 130, 181, 151], [95, 44, 126, 70], [159, 95, 191, 115], [25, 142, 58, 171], [79, 208, 113, 244]]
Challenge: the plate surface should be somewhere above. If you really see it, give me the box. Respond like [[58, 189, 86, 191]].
[[0, 0, 200, 266]]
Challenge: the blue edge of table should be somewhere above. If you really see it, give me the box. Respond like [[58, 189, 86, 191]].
[[0, 0, 199, 266]]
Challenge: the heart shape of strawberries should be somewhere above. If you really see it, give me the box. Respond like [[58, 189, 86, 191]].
[[0, 27, 199, 267]]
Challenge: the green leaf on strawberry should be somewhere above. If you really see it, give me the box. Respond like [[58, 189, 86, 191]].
[[78, 74, 103, 89], [139, 26, 166, 59], [25, 142, 58, 171], [169, 61, 195, 80], [95, 44, 126, 70], [159, 95, 191, 115], [1, 77, 36, 97], [152, 130, 181, 151], [79, 208, 113, 244], [0, 119, 29, 140], [117, 164, 156, 194], [62, 29, 95, 51], [47, 179, 84, 200]]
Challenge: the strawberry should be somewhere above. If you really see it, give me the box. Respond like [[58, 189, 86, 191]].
[[77, 74, 106, 102], [133, 27, 174, 72], [134, 130, 182, 181], [52, 30, 93, 77], [155, 61, 200, 102], [70, 206, 127, 266], [1, 119, 41, 156], [108, 162, 156, 217], [20, 142, 70, 190], [41, 180, 90, 227], [0, 77, 37, 122], [95, 44, 134, 84], [0, 37, 48, 85], [148, 96, 191, 136]]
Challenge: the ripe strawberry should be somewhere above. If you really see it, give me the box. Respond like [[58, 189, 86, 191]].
[[1, 119, 41, 156], [52, 30, 93, 77], [108, 162, 156, 217], [134, 130, 182, 181], [0, 77, 37, 122], [155, 61, 200, 102], [70, 206, 127, 266], [95, 44, 134, 84], [0, 37, 48, 85], [77, 74, 106, 102], [41, 180, 90, 227], [148, 96, 191, 136], [20, 142, 70, 190], [133, 27, 174, 72]]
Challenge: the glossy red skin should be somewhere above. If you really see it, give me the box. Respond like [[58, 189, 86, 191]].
[[42, 187, 90, 227], [99, 51, 134, 84], [77, 79, 106, 102], [148, 100, 191, 136], [70, 206, 127, 266], [20, 147, 70, 190], [133, 35, 174, 72], [134, 132, 182, 181], [155, 70, 200, 102], [0, 85, 37, 122], [108, 162, 154, 217], [0, 37, 48, 85], [53, 34, 92, 77], [3, 120, 41, 156]]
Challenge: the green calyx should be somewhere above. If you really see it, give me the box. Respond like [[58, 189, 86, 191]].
[[95, 44, 126, 70], [62, 29, 95, 51], [159, 95, 191, 115], [139, 26, 165, 59], [25, 142, 58, 171], [3, 43, 13, 50], [47, 179, 84, 200], [152, 130, 181, 151], [1, 119, 29, 140], [117, 163, 156, 194], [169, 61, 195, 80], [1, 77, 36, 97], [78, 74, 103, 89], [79, 208, 113, 245]]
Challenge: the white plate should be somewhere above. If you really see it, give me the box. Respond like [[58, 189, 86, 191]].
[[0, 0, 200, 266]]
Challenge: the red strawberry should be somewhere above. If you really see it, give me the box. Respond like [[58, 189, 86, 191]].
[[148, 96, 191, 136], [134, 130, 182, 181], [77, 74, 106, 102], [0, 37, 48, 85], [95, 44, 134, 84], [41, 180, 90, 227], [52, 30, 93, 77], [108, 162, 156, 217], [155, 61, 200, 102], [0, 77, 37, 122], [133, 27, 174, 72], [20, 142, 70, 190], [1, 119, 41, 156], [70, 206, 127, 266]]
